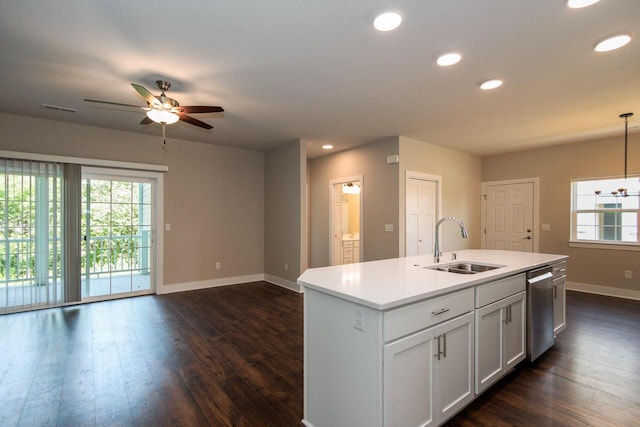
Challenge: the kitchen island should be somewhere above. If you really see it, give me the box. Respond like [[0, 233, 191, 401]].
[[298, 249, 568, 427]]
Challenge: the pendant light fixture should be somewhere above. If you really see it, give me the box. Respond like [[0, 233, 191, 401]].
[[594, 112, 638, 198]]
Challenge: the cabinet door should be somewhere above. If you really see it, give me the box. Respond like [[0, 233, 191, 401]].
[[475, 300, 504, 394], [553, 278, 566, 335], [384, 327, 438, 427], [437, 312, 475, 424], [503, 291, 526, 370]]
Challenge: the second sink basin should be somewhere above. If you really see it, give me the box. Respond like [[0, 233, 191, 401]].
[[426, 262, 503, 274]]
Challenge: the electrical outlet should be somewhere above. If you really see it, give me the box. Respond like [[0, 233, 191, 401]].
[[624, 270, 632, 279], [284, 263, 288, 271], [354, 308, 365, 332], [165, 223, 171, 231], [216, 262, 221, 270]]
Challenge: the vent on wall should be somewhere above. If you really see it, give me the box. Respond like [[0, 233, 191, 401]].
[[40, 104, 77, 113]]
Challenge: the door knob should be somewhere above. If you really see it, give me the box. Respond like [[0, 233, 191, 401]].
[[522, 236, 532, 240]]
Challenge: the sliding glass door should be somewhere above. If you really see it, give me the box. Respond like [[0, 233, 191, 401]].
[[0, 159, 63, 312], [81, 170, 155, 299], [0, 157, 162, 313]]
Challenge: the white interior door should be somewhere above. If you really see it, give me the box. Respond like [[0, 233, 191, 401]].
[[406, 178, 437, 257], [484, 182, 534, 252]]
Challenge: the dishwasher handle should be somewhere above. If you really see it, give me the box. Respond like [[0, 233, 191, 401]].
[[527, 271, 553, 285]]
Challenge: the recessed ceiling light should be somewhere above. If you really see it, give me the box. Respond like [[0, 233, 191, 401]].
[[436, 52, 462, 66], [373, 12, 402, 32], [322, 144, 334, 150], [567, 0, 600, 8], [480, 79, 503, 90], [594, 34, 631, 52]]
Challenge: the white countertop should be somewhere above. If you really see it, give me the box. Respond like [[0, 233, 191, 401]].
[[297, 249, 568, 310]]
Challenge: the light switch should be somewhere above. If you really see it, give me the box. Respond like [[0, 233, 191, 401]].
[[385, 224, 394, 232], [541, 224, 550, 231], [165, 223, 171, 231]]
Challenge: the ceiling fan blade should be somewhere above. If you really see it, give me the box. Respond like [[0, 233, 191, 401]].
[[180, 106, 224, 114], [178, 113, 213, 129], [131, 83, 161, 106], [84, 99, 147, 109], [140, 116, 154, 125]]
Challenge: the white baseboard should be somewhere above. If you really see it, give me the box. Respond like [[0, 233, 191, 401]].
[[157, 274, 265, 295], [157, 273, 303, 295], [264, 274, 303, 293], [566, 281, 640, 301]]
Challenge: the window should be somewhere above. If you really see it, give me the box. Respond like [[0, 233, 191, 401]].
[[571, 177, 639, 245], [0, 159, 64, 311]]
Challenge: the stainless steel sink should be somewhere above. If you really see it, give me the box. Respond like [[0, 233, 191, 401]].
[[425, 262, 503, 274]]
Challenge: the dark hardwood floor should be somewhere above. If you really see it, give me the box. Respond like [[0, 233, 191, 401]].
[[0, 284, 638, 426], [446, 291, 640, 427], [0, 282, 303, 427]]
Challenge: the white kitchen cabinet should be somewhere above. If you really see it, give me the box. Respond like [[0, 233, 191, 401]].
[[474, 274, 526, 394], [552, 261, 567, 335], [299, 251, 569, 427], [384, 311, 474, 427], [304, 286, 474, 427], [475, 291, 526, 394]]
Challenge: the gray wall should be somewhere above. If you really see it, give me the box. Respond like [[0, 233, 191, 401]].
[[0, 113, 265, 288], [482, 134, 639, 293], [264, 140, 305, 281], [308, 137, 400, 267], [399, 136, 482, 254]]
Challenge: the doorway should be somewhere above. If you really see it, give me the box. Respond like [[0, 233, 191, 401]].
[[405, 172, 441, 257], [82, 168, 159, 299], [330, 176, 363, 265], [482, 179, 539, 252]]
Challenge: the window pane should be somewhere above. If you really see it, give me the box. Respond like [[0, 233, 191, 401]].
[[576, 212, 596, 226], [573, 177, 640, 243]]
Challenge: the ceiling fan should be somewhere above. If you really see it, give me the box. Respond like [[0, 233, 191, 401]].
[[84, 80, 224, 129]]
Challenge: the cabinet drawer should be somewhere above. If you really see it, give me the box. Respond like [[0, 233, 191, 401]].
[[475, 273, 526, 308], [384, 287, 474, 342], [343, 247, 353, 257], [343, 240, 353, 249], [552, 261, 566, 278]]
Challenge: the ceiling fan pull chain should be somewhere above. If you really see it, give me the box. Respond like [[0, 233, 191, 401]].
[[162, 123, 167, 152]]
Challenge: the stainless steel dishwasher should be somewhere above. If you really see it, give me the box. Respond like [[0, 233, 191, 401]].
[[526, 265, 555, 361]]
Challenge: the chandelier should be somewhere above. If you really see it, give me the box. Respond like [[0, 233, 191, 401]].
[[594, 112, 638, 198]]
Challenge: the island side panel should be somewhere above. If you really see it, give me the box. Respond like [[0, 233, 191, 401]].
[[304, 287, 384, 427]]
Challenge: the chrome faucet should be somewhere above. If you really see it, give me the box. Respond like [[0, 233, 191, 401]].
[[434, 217, 468, 263]]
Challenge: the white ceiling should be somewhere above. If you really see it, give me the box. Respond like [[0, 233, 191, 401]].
[[1, 1, 639, 158]]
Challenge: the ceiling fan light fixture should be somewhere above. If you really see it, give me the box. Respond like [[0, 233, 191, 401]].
[[146, 109, 179, 125], [594, 34, 631, 52]]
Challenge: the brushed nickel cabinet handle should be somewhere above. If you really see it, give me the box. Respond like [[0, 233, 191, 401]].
[[442, 332, 447, 358], [432, 308, 450, 316]]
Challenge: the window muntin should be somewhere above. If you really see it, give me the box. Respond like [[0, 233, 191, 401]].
[[572, 177, 639, 244]]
